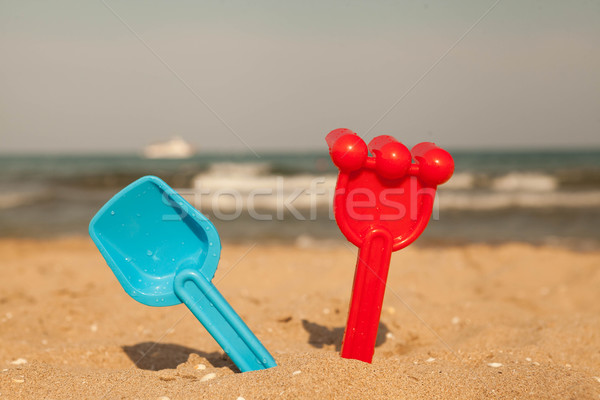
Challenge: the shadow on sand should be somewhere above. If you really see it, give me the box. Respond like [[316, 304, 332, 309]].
[[122, 342, 236, 372], [301, 319, 389, 352]]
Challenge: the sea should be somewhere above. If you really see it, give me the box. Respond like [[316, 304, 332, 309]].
[[1, 150, 599, 249]]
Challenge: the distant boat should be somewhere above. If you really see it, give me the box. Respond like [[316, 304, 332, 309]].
[[143, 136, 196, 159]]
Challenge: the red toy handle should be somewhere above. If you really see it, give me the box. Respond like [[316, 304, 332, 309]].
[[341, 228, 393, 363]]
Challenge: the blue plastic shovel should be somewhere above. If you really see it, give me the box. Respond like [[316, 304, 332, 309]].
[[89, 175, 276, 372]]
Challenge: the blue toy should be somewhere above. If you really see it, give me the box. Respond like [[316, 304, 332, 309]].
[[89, 176, 276, 372]]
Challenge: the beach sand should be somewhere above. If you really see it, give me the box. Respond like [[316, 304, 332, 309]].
[[1, 237, 599, 399]]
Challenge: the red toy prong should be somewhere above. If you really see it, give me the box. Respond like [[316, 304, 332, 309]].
[[326, 129, 368, 172], [411, 142, 455, 186], [368, 135, 412, 180], [341, 227, 393, 363]]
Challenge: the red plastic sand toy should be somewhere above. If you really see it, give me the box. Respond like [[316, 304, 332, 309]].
[[326, 128, 454, 363]]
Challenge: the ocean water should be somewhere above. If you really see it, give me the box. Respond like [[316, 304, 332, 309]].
[[1, 150, 599, 249]]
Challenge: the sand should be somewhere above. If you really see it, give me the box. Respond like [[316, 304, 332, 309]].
[[1, 237, 599, 399]]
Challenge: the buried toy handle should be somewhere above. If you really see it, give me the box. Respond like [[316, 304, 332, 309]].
[[341, 228, 393, 363], [173, 269, 276, 372]]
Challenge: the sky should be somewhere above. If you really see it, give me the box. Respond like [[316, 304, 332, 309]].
[[1, 0, 599, 153]]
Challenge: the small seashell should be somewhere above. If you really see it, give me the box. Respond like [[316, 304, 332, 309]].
[[10, 358, 27, 365], [487, 362, 502, 368], [200, 373, 216, 382], [426, 357, 436, 363], [194, 364, 206, 370], [593, 376, 600, 383], [525, 357, 532, 362], [12, 378, 24, 383], [292, 370, 301, 375]]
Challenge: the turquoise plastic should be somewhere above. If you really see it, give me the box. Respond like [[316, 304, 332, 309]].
[[89, 175, 276, 372]]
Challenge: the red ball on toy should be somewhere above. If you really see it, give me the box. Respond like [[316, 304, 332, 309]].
[[326, 129, 368, 172], [411, 142, 454, 186], [369, 138, 411, 180]]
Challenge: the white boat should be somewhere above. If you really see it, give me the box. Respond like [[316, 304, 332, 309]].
[[143, 136, 196, 159]]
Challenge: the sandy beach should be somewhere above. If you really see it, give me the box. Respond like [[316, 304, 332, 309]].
[[1, 237, 599, 399]]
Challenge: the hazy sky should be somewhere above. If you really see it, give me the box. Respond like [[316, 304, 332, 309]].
[[1, 1, 599, 153]]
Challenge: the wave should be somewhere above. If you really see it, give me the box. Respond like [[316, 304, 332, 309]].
[[437, 190, 600, 210], [491, 173, 558, 192], [444, 172, 561, 192], [431, 170, 600, 192], [191, 164, 600, 213], [196, 163, 567, 191], [3, 160, 597, 213], [0, 188, 53, 210], [192, 164, 336, 211], [442, 172, 475, 190]]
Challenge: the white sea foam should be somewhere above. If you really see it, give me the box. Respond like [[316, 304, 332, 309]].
[[188, 166, 599, 214], [437, 190, 600, 210], [442, 172, 560, 192], [0, 190, 46, 210], [491, 173, 558, 192], [191, 164, 336, 213], [441, 172, 475, 190], [203, 162, 271, 178]]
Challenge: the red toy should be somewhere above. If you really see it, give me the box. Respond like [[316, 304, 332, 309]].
[[326, 128, 454, 363]]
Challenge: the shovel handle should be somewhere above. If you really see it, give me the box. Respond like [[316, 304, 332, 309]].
[[173, 269, 276, 372], [341, 228, 393, 363]]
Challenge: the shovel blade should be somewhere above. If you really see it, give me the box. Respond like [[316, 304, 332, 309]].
[[89, 176, 221, 306]]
